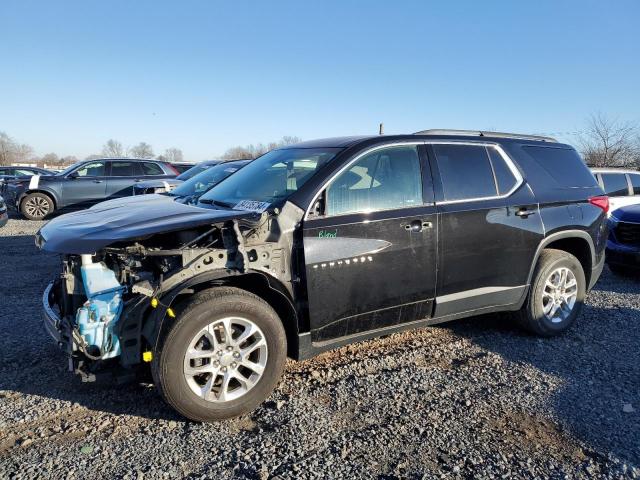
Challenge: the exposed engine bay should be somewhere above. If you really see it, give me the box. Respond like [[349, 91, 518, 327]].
[[43, 205, 302, 380]]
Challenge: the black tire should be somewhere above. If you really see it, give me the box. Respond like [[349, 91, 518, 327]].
[[607, 263, 636, 278], [515, 249, 586, 337], [151, 287, 287, 422], [20, 192, 54, 220]]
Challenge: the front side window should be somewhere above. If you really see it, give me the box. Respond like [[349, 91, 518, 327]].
[[601, 173, 629, 197], [326, 145, 423, 216], [142, 162, 164, 176], [629, 174, 640, 196], [110, 161, 138, 177], [200, 148, 340, 209], [433, 144, 497, 201], [74, 162, 105, 177]]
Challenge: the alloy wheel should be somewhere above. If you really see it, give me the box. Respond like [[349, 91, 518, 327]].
[[183, 316, 268, 403], [541, 267, 578, 324], [24, 196, 50, 218]]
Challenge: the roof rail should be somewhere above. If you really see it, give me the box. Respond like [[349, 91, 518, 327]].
[[413, 129, 558, 143]]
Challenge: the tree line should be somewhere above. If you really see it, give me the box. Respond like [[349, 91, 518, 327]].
[[1, 114, 639, 168]]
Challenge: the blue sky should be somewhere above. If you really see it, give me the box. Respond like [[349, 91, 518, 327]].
[[0, 0, 638, 161]]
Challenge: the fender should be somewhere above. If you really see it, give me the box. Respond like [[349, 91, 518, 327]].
[[20, 187, 61, 209], [122, 269, 299, 366], [525, 229, 596, 285]]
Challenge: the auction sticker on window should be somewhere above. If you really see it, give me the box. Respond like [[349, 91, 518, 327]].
[[234, 200, 271, 213]]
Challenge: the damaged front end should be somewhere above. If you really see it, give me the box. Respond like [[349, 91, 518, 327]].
[[39, 200, 300, 382]]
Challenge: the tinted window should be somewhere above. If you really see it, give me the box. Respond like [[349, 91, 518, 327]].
[[523, 146, 598, 188], [601, 173, 629, 197], [177, 164, 210, 181], [433, 145, 497, 201], [141, 162, 164, 176], [200, 148, 339, 208], [327, 146, 422, 215], [487, 147, 518, 195], [75, 162, 105, 177], [172, 161, 248, 198], [629, 174, 640, 196], [0, 168, 14, 175], [110, 161, 138, 177]]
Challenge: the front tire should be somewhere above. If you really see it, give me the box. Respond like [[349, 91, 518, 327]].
[[516, 249, 586, 336], [152, 287, 287, 422], [21, 192, 54, 220]]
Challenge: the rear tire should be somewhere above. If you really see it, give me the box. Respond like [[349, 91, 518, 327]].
[[515, 249, 586, 336], [21, 192, 54, 220], [152, 287, 287, 422]]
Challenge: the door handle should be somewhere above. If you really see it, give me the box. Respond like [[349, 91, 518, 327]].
[[515, 208, 536, 218], [403, 220, 433, 233], [93, 180, 103, 183]]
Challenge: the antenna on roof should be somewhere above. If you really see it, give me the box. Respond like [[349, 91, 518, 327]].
[[379, 123, 384, 135]]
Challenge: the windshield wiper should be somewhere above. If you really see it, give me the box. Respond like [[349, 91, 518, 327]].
[[199, 199, 235, 209]]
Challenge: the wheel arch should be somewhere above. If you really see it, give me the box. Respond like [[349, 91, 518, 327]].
[[145, 270, 300, 359], [20, 188, 59, 210], [527, 230, 595, 287]]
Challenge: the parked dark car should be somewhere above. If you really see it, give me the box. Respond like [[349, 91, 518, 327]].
[[606, 204, 640, 276], [0, 195, 7, 228], [4, 158, 178, 220], [0, 166, 53, 185], [38, 130, 608, 422], [171, 163, 199, 174], [133, 160, 231, 195]]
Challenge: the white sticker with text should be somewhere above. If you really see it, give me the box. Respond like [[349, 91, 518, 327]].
[[234, 200, 270, 213]]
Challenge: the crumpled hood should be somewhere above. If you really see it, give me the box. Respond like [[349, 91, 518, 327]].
[[37, 194, 258, 254], [612, 204, 640, 223]]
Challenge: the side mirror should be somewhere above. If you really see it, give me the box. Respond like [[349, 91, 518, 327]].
[[310, 195, 325, 217], [67, 171, 79, 179]]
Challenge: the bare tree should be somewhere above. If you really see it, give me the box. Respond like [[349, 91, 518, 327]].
[[220, 136, 301, 160], [161, 147, 184, 163], [129, 142, 154, 159], [578, 113, 638, 168], [102, 139, 125, 158], [0, 131, 16, 165]]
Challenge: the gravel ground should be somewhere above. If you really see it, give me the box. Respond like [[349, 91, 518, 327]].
[[0, 217, 638, 479]]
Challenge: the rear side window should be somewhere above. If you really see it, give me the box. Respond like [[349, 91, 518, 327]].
[[523, 146, 598, 188], [601, 173, 630, 197], [110, 161, 139, 177], [142, 162, 164, 176], [487, 147, 518, 195], [629, 174, 640, 195], [433, 144, 497, 201], [326, 145, 423, 215]]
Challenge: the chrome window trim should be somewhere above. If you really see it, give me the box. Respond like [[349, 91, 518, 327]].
[[303, 140, 525, 220], [304, 141, 426, 220], [430, 142, 524, 205]]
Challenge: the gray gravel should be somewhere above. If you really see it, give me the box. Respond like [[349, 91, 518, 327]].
[[0, 217, 639, 479]]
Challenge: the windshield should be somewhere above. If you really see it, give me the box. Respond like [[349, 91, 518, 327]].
[[199, 148, 340, 209], [58, 161, 85, 176], [171, 161, 249, 198], [177, 162, 219, 181]]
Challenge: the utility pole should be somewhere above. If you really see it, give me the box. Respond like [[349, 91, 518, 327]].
[[379, 123, 384, 135]]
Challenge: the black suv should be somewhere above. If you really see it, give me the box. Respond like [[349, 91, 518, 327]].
[[4, 158, 178, 220], [38, 130, 608, 421]]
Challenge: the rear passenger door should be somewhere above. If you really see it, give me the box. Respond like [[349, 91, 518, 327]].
[[106, 161, 143, 198], [429, 143, 544, 318], [303, 144, 438, 341]]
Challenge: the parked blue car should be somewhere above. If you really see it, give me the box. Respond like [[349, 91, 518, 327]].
[[606, 204, 640, 276]]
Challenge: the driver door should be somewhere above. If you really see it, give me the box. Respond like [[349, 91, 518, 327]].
[[302, 144, 438, 342], [62, 161, 108, 208]]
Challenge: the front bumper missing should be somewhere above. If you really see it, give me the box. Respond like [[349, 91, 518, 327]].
[[42, 282, 80, 374]]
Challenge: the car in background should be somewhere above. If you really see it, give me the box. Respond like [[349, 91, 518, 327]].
[[169, 159, 250, 204], [133, 160, 233, 195], [591, 168, 640, 215], [606, 204, 640, 276], [0, 195, 7, 228], [170, 163, 197, 174], [4, 158, 179, 220], [0, 166, 53, 185]]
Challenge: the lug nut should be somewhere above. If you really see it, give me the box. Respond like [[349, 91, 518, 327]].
[[217, 350, 223, 356], [233, 352, 240, 359], [226, 346, 233, 351], [231, 362, 237, 368], [221, 366, 227, 372]]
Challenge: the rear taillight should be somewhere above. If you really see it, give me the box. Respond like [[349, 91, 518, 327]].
[[588, 195, 609, 214]]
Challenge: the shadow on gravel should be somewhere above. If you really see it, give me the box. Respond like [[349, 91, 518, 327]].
[[443, 294, 640, 465]]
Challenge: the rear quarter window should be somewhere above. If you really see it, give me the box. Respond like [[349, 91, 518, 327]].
[[522, 146, 598, 188], [629, 174, 640, 195]]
